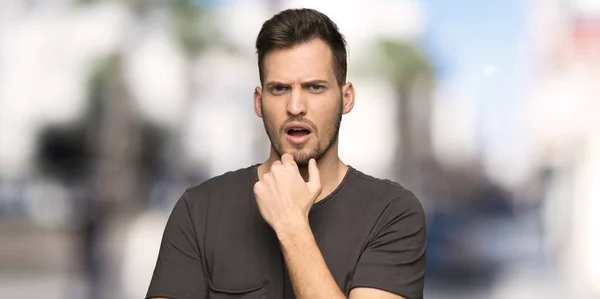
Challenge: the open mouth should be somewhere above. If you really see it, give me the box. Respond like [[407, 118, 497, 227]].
[[286, 128, 311, 137], [284, 122, 312, 145]]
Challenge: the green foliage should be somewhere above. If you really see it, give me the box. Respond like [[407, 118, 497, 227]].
[[85, 54, 124, 128], [374, 39, 433, 90], [166, 0, 209, 56]]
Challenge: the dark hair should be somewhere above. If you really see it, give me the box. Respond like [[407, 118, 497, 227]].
[[255, 8, 348, 87]]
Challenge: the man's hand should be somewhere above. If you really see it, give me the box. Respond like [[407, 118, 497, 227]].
[[253, 153, 322, 231]]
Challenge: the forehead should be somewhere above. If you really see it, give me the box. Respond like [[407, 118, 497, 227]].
[[263, 39, 335, 82]]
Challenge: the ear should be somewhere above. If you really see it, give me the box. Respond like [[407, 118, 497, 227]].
[[341, 82, 355, 114], [254, 86, 263, 118]]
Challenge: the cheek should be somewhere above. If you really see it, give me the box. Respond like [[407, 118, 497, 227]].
[[263, 109, 284, 132], [313, 111, 338, 135]]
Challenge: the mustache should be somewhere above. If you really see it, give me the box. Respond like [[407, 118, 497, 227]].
[[280, 117, 318, 133]]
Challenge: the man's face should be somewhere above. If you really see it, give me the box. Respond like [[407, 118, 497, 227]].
[[254, 38, 354, 167]]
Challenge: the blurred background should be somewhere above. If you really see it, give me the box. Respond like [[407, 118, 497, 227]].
[[0, 0, 598, 298]]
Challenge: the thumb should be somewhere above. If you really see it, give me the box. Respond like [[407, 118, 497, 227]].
[[307, 159, 322, 193]]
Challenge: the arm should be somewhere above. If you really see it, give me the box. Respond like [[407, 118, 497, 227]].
[[276, 221, 345, 299], [276, 221, 406, 299]]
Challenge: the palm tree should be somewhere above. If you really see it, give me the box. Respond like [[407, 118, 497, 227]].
[[165, 0, 212, 57], [372, 39, 434, 188], [60, 2, 214, 297], [164, 0, 238, 178]]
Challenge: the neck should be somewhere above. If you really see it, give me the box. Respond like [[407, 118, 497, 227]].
[[258, 143, 348, 202]]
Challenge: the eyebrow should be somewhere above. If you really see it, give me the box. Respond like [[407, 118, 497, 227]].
[[265, 80, 329, 88], [265, 81, 290, 88], [302, 80, 329, 86]]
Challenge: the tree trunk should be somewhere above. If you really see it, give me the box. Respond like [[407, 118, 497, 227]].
[[396, 86, 413, 182]]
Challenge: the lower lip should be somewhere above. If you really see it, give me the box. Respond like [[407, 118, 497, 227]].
[[285, 132, 311, 145]]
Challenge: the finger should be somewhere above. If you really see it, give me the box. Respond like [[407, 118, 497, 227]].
[[271, 160, 282, 172], [307, 158, 322, 192], [253, 181, 263, 195], [281, 153, 296, 166], [263, 172, 273, 183]]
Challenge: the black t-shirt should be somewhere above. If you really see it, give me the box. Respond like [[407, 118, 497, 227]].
[[146, 164, 426, 299]]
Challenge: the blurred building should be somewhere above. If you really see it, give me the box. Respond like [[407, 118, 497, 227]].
[[528, 0, 600, 295]]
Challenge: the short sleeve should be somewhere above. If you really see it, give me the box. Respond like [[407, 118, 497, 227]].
[[146, 191, 208, 299], [350, 190, 427, 299]]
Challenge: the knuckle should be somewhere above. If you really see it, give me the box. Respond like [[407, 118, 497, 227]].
[[313, 183, 322, 192]]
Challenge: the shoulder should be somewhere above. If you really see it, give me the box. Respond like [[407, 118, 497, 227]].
[[182, 164, 258, 207], [348, 167, 423, 212], [350, 167, 420, 206]]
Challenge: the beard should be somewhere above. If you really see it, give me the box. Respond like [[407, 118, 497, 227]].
[[261, 97, 343, 167]]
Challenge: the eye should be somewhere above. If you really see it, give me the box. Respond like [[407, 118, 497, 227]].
[[307, 84, 326, 93], [269, 85, 289, 95]]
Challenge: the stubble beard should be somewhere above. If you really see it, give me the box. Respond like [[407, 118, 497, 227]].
[[261, 98, 343, 167]]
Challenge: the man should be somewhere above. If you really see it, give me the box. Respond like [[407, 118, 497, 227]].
[[146, 8, 426, 299]]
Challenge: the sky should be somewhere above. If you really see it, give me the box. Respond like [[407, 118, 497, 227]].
[[420, 0, 532, 183]]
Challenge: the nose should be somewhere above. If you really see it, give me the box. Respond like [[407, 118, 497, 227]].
[[286, 86, 307, 116]]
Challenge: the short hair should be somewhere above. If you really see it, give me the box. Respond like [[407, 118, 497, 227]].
[[255, 8, 348, 87]]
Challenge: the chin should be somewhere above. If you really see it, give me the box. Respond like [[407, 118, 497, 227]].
[[273, 138, 322, 166], [285, 149, 319, 167]]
